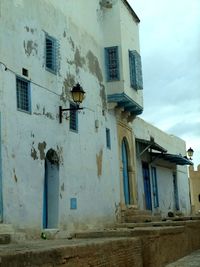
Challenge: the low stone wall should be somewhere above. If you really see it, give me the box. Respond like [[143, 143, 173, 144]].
[[0, 238, 143, 267], [137, 221, 200, 267], [1, 221, 200, 267]]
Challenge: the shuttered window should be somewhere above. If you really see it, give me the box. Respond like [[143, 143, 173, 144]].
[[105, 46, 120, 81], [70, 103, 78, 132], [129, 50, 143, 90], [16, 77, 31, 113], [45, 34, 59, 74], [106, 128, 111, 149]]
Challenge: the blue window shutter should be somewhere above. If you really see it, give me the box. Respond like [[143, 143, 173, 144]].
[[106, 128, 111, 149], [129, 50, 143, 90], [105, 46, 120, 81], [45, 34, 59, 74], [129, 51, 136, 89], [70, 103, 78, 132]]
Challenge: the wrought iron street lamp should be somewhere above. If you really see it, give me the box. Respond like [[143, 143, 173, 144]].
[[187, 147, 194, 160], [59, 83, 85, 123]]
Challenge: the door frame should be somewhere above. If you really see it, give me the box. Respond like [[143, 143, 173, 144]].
[[122, 138, 131, 205]]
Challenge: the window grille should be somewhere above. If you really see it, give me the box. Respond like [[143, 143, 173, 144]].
[[70, 103, 78, 132], [106, 128, 111, 149], [129, 50, 143, 90], [105, 46, 120, 81], [45, 34, 59, 74], [16, 77, 31, 112]]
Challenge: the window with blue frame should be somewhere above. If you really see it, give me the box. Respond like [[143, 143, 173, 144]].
[[106, 128, 111, 149], [105, 46, 120, 81], [129, 50, 143, 90], [70, 103, 78, 132], [151, 167, 159, 208], [45, 34, 59, 74], [16, 77, 31, 113]]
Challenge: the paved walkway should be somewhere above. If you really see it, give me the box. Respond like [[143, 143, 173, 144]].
[[166, 249, 200, 267]]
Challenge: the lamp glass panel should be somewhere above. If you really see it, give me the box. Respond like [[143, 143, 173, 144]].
[[72, 91, 84, 103], [188, 150, 193, 157]]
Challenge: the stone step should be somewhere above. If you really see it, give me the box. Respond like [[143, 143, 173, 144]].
[[74, 225, 185, 239], [115, 220, 188, 229], [123, 214, 162, 223], [122, 208, 152, 216]]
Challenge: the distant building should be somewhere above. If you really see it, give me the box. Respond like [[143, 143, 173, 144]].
[[0, 0, 192, 237], [189, 165, 200, 214]]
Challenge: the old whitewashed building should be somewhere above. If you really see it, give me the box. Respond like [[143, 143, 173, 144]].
[[133, 118, 192, 217], [0, 0, 192, 237]]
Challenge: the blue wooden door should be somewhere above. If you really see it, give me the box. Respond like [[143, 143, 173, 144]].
[[142, 162, 152, 210], [122, 139, 130, 205], [0, 113, 3, 221], [43, 152, 59, 229]]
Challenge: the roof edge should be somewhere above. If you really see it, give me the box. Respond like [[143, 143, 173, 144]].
[[122, 0, 140, 23]]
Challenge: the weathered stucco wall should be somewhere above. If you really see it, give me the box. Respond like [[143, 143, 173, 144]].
[[0, 0, 129, 232]]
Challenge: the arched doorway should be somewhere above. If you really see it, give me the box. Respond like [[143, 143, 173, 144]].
[[122, 138, 131, 205], [43, 149, 59, 229]]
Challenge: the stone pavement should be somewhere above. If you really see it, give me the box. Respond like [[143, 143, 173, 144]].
[[166, 249, 200, 267]]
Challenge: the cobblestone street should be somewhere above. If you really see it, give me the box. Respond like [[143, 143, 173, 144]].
[[166, 249, 200, 267]]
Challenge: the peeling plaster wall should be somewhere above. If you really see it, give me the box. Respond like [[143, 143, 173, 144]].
[[0, 0, 123, 233], [133, 118, 191, 216]]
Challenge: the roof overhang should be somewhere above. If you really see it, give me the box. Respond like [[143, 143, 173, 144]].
[[108, 93, 143, 116], [136, 138, 167, 153], [151, 152, 193, 166]]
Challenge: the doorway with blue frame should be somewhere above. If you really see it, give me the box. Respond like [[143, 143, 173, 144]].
[[142, 162, 152, 210]]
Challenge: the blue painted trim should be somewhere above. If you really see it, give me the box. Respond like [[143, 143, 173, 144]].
[[70, 198, 77, 210], [0, 113, 3, 221], [122, 139, 130, 205], [107, 93, 143, 115]]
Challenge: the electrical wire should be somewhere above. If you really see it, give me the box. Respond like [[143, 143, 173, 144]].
[[0, 61, 60, 97]]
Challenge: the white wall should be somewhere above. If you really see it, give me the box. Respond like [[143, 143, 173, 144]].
[[0, 0, 125, 232]]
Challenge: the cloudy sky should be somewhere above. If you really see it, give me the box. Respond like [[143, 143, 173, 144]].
[[129, 0, 200, 168]]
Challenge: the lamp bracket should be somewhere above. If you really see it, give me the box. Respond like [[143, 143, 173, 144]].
[[59, 105, 83, 123]]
